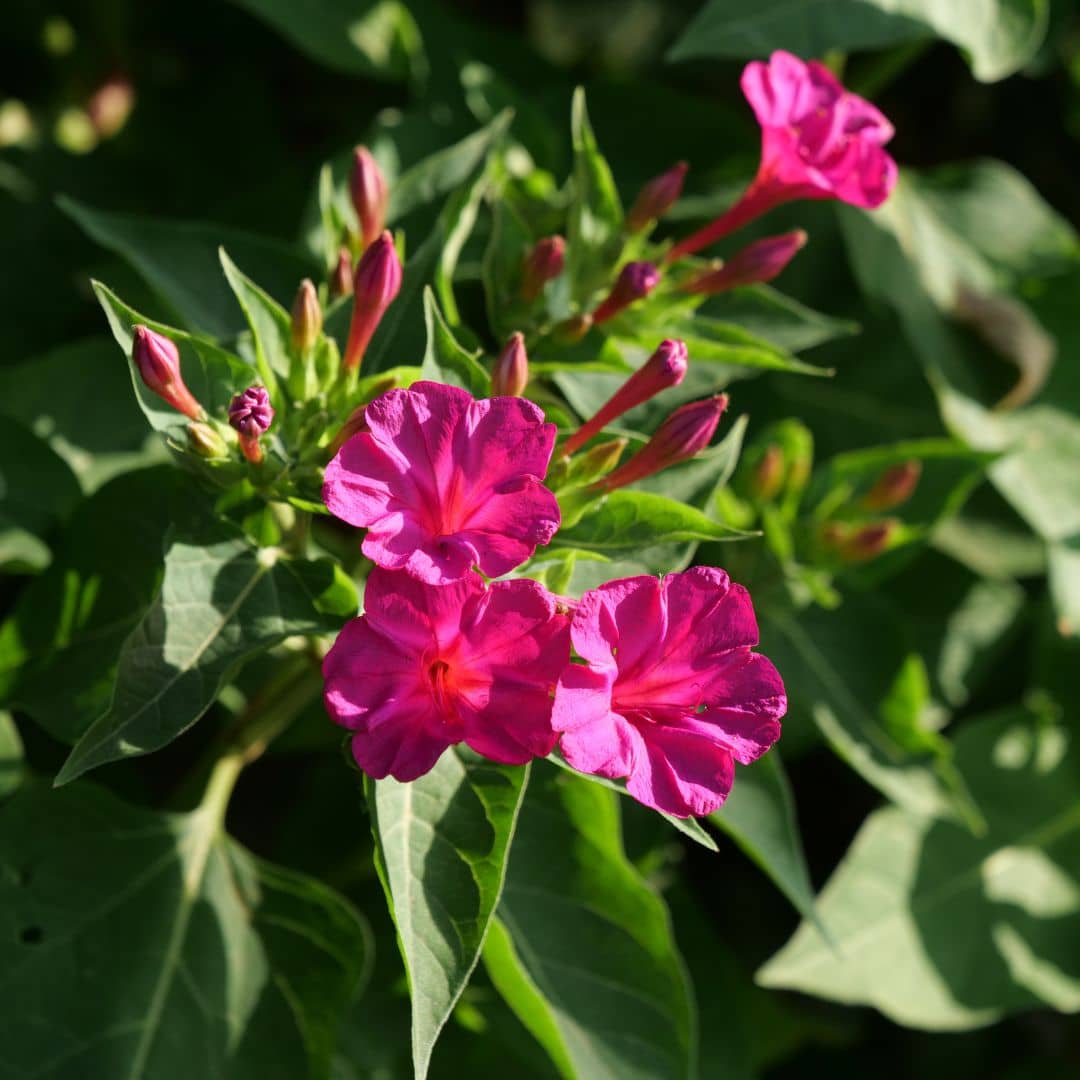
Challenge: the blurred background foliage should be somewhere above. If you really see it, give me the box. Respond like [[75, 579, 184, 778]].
[[3, 0, 1080, 1076]]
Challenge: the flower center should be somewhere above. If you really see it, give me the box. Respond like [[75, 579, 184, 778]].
[[426, 658, 461, 722]]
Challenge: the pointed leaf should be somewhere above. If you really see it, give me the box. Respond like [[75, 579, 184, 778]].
[[420, 288, 491, 396], [56, 522, 357, 783], [0, 712, 23, 798], [485, 764, 694, 1080], [366, 749, 530, 1080]]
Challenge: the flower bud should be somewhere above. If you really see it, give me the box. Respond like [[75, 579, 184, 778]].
[[492, 332, 529, 397], [132, 325, 203, 420], [520, 235, 565, 302], [330, 247, 354, 300], [86, 74, 134, 139], [843, 520, 900, 563], [574, 437, 628, 483], [592, 261, 660, 325], [751, 444, 785, 501], [186, 421, 229, 459], [560, 338, 688, 458], [860, 460, 922, 511], [553, 312, 593, 343], [683, 230, 807, 295], [291, 279, 322, 354], [350, 146, 389, 250], [627, 161, 688, 233], [343, 231, 403, 373], [229, 385, 274, 465], [596, 394, 729, 491]]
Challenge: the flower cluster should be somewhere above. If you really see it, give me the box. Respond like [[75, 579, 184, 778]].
[[321, 380, 787, 817]]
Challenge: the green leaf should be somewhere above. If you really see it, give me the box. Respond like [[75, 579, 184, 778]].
[[761, 603, 983, 828], [434, 164, 492, 327], [219, 248, 294, 398], [0, 780, 370, 1076], [556, 490, 746, 552], [668, 0, 1049, 83], [1048, 537, 1080, 638], [93, 282, 254, 434], [366, 749, 530, 1080], [230, 0, 424, 81], [0, 712, 23, 798], [0, 337, 156, 493], [485, 764, 694, 1080], [61, 196, 318, 338], [565, 88, 624, 303], [710, 752, 818, 925], [0, 419, 82, 572], [0, 468, 206, 744], [758, 709, 1080, 1029], [420, 288, 491, 396], [56, 522, 357, 784], [546, 751, 719, 852]]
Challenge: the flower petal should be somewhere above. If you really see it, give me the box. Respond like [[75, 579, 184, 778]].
[[626, 726, 735, 818]]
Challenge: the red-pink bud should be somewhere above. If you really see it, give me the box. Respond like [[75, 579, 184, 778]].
[[132, 325, 203, 420], [561, 338, 688, 458], [596, 393, 729, 491], [86, 74, 135, 139], [350, 146, 389, 250], [860, 460, 922, 511], [627, 161, 688, 233], [492, 332, 529, 397], [343, 231, 402, 373], [592, 261, 660, 325], [683, 230, 807, 295], [842, 520, 900, 563], [229, 385, 274, 465], [520, 235, 566, 301], [330, 247, 355, 299]]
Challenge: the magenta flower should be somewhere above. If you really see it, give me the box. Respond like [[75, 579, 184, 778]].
[[323, 381, 561, 584], [627, 161, 688, 233], [683, 230, 807, 294], [323, 568, 571, 780], [668, 51, 897, 260], [592, 261, 660, 325], [552, 568, 786, 817], [520, 235, 566, 302], [131, 325, 203, 421]]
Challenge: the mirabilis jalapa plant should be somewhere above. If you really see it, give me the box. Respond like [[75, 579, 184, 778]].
[[67, 48, 921, 1072]]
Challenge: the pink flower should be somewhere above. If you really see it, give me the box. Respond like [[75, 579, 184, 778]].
[[323, 381, 561, 584], [668, 51, 897, 260], [323, 568, 571, 780], [552, 568, 786, 817]]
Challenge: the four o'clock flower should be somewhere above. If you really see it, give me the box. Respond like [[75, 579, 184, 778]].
[[668, 51, 897, 261], [860, 460, 921, 511], [560, 339, 688, 458], [132, 325, 204, 420], [552, 568, 786, 817], [323, 381, 560, 584], [350, 146, 389, 250], [342, 231, 402, 373], [323, 568, 571, 780], [592, 261, 660, 325], [627, 161, 688, 232], [596, 393, 728, 491], [291, 278, 322, 353], [520, 235, 566, 301], [330, 246, 355, 299], [492, 332, 529, 397], [229, 385, 274, 464], [684, 230, 807, 294]]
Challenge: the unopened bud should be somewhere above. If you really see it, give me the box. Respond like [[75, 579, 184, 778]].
[[561, 338, 688, 458], [132, 325, 203, 420], [186, 421, 230, 459], [343, 231, 402, 373], [291, 279, 322, 354], [330, 247, 354, 299], [575, 437, 628, 484], [683, 230, 807, 295], [492, 332, 529, 397], [596, 394, 728, 491], [592, 261, 660, 325], [751, 444, 785, 501], [520, 235, 565, 301], [860, 460, 922, 511], [86, 74, 134, 139], [229, 385, 274, 465], [842, 520, 900, 563], [627, 161, 688, 233], [350, 146, 389, 250], [554, 312, 593, 343]]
